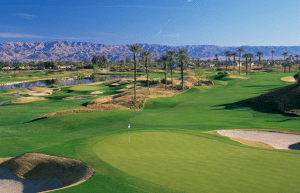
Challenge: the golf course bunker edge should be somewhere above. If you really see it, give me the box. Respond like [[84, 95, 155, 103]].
[[0, 152, 95, 193], [92, 131, 300, 193]]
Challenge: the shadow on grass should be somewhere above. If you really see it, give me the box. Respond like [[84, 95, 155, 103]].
[[212, 99, 299, 117]]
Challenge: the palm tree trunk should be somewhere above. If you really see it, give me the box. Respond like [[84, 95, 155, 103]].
[[226, 57, 227, 71], [284, 66, 286, 73], [146, 58, 149, 91], [289, 66, 291, 73], [239, 55, 241, 75], [249, 59, 252, 73], [164, 63, 167, 90], [181, 61, 184, 91], [134, 53, 137, 100], [171, 62, 173, 87], [246, 58, 248, 74]]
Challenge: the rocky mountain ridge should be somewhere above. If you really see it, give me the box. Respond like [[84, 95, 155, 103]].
[[0, 41, 299, 62]]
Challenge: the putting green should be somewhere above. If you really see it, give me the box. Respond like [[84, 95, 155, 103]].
[[93, 131, 300, 193]]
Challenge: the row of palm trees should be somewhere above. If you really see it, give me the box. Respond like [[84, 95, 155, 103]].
[[129, 44, 189, 100], [220, 49, 300, 74]]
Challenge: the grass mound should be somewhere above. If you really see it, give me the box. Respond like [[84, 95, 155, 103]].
[[249, 83, 300, 115], [0, 153, 95, 188]]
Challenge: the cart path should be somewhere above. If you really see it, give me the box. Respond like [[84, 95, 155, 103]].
[[0, 93, 24, 106]]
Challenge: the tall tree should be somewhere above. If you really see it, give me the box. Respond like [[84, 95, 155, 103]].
[[237, 48, 244, 75], [295, 55, 300, 64], [282, 52, 288, 73], [225, 51, 231, 71], [129, 44, 141, 100], [141, 50, 153, 91], [242, 54, 249, 74], [248, 53, 254, 73], [256, 51, 263, 63], [160, 55, 169, 90], [167, 50, 176, 87], [176, 49, 189, 91], [214, 54, 219, 61], [271, 50, 275, 61]]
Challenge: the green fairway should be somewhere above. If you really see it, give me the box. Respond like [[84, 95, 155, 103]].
[[93, 131, 300, 193], [1, 70, 300, 192]]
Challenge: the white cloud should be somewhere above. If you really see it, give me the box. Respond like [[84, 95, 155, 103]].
[[155, 29, 163, 37], [0, 32, 94, 40], [0, 33, 44, 38], [13, 13, 38, 20]]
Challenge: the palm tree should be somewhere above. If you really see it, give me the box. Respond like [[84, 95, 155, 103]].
[[160, 55, 169, 90], [257, 51, 263, 63], [271, 50, 275, 61], [176, 49, 189, 91], [141, 50, 153, 91], [224, 51, 231, 71], [129, 44, 141, 100], [242, 54, 249, 74], [215, 54, 219, 61], [167, 50, 176, 87], [295, 55, 300, 65], [282, 52, 288, 73], [232, 52, 237, 74], [248, 53, 254, 73], [237, 48, 244, 75]]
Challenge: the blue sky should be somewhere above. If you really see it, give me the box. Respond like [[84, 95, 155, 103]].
[[0, 0, 299, 46]]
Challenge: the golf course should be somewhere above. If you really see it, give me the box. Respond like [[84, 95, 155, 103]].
[[1, 69, 300, 192]]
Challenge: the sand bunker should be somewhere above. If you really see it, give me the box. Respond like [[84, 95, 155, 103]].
[[63, 95, 95, 100], [229, 76, 250, 79], [19, 87, 61, 96], [281, 76, 296, 82], [217, 130, 300, 150], [91, 91, 107, 94], [11, 97, 46, 103], [0, 153, 95, 193]]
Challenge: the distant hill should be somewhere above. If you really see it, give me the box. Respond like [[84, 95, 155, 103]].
[[0, 41, 299, 62]]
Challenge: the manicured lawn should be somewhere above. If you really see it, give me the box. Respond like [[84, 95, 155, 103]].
[[93, 131, 300, 193], [0, 70, 300, 192]]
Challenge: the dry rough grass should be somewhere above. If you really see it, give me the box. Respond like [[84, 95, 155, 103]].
[[31, 76, 203, 120], [249, 83, 300, 116], [11, 97, 46, 103], [0, 153, 95, 191], [229, 137, 275, 149]]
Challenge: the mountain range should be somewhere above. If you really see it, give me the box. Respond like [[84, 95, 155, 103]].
[[0, 41, 299, 62]]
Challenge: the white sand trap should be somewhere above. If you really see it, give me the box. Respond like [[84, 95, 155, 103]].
[[281, 76, 296, 82], [0, 168, 62, 193], [91, 91, 107, 94], [0, 153, 95, 193], [229, 76, 250, 79], [218, 130, 300, 150]]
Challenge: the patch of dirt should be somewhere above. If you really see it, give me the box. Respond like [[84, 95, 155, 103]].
[[0, 153, 95, 192], [229, 76, 250, 79], [248, 82, 300, 116], [11, 97, 46, 103], [281, 76, 296, 82], [19, 87, 61, 96]]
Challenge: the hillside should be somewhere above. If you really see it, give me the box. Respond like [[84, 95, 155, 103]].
[[0, 41, 299, 62]]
